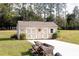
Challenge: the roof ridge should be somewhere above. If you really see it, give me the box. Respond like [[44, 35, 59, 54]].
[[18, 21, 58, 27]]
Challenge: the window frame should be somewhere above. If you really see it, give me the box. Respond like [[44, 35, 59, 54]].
[[50, 29, 53, 33]]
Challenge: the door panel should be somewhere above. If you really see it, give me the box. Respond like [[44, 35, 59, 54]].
[[37, 33, 42, 39], [31, 28, 37, 39], [42, 34, 48, 38], [26, 29, 31, 33], [37, 28, 48, 39], [31, 34, 37, 39], [26, 28, 49, 39], [42, 28, 48, 38]]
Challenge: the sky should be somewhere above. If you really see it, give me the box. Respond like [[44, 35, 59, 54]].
[[67, 3, 79, 13]]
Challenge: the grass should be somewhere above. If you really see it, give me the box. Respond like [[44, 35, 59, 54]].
[[0, 30, 16, 38], [58, 30, 79, 44], [1, 30, 79, 55], [0, 30, 32, 56]]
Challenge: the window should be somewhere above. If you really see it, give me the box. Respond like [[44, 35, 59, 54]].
[[50, 29, 53, 33]]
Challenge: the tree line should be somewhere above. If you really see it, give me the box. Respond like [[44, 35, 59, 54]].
[[0, 3, 79, 30]]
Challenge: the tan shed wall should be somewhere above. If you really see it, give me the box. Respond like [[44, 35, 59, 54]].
[[24, 27, 57, 39]]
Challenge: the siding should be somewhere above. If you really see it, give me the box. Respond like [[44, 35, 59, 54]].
[[25, 27, 57, 39]]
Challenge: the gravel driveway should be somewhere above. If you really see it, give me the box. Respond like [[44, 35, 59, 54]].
[[28, 39, 79, 56]]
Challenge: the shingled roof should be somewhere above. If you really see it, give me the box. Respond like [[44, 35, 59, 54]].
[[17, 21, 58, 27]]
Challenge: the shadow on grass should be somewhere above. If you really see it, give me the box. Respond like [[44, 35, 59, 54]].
[[0, 38, 17, 41], [21, 50, 32, 56]]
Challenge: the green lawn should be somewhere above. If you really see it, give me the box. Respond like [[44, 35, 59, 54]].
[[1, 30, 79, 56], [58, 30, 79, 44], [0, 30, 32, 56]]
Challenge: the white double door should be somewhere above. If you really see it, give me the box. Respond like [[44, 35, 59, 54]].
[[26, 28, 48, 39], [37, 28, 48, 39]]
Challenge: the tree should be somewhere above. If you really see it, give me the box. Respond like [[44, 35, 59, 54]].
[[40, 3, 48, 19], [56, 16, 66, 29], [33, 3, 43, 17], [66, 13, 75, 29], [55, 3, 66, 17], [46, 14, 54, 21], [0, 3, 16, 29], [34, 3, 55, 20], [20, 3, 27, 20], [0, 4, 14, 20], [46, 3, 55, 16], [54, 3, 67, 28], [73, 6, 79, 19], [73, 6, 79, 29]]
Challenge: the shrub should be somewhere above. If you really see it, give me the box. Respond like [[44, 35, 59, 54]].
[[11, 33, 26, 40], [20, 33, 26, 40], [52, 32, 58, 39], [58, 27, 62, 30]]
